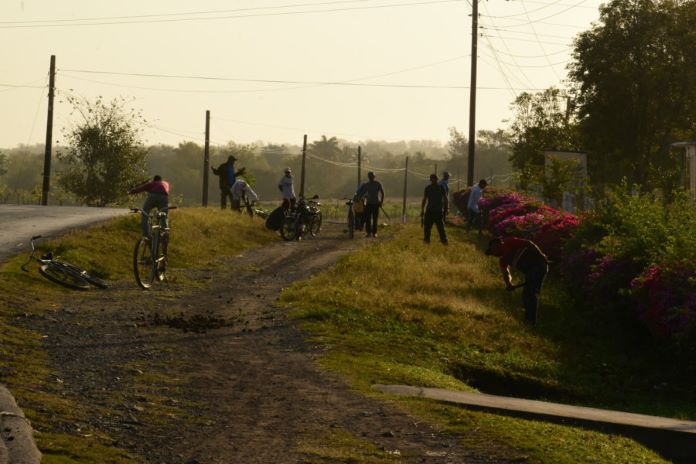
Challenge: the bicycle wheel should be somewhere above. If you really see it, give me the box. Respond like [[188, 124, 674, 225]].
[[280, 216, 299, 241], [153, 234, 167, 282], [39, 262, 91, 290], [62, 261, 108, 289], [309, 211, 322, 237], [133, 237, 156, 289], [347, 209, 355, 239]]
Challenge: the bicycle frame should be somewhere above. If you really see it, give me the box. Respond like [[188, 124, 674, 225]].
[[131, 206, 176, 289]]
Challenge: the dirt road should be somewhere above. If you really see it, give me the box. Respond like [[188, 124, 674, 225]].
[[27, 225, 509, 463]]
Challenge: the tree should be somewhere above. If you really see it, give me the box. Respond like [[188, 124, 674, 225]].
[[568, 0, 696, 190], [0, 152, 7, 177], [309, 135, 342, 161], [59, 97, 148, 206]]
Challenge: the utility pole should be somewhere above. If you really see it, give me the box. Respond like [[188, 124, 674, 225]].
[[41, 55, 56, 206], [402, 156, 409, 223], [202, 110, 210, 207], [357, 146, 362, 189], [467, 0, 479, 187], [300, 134, 307, 198]]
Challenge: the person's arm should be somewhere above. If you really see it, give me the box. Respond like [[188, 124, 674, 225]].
[[235, 167, 246, 177], [421, 189, 427, 216], [443, 186, 449, 215], [128, 181, 150, 195], [378, 184, 385, 206], [245, 185, 259, 202], [501, 264, 514, 290]]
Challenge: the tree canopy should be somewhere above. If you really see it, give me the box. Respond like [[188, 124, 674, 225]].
[[568, 0, 696, 190], [58, 97, 148, 206]]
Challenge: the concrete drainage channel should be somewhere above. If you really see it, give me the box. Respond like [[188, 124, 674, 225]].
[[0, 385, 41, 464]]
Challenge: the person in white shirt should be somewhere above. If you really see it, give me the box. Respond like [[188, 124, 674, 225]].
[[230, 179, 258, 212], [466, 179, 487, 233], [278, 167, 296, 211]]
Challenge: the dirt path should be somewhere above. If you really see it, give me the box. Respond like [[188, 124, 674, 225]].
[[28, 225, 510, 463]]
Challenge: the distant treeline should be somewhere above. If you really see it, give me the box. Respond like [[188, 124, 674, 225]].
[[0, 134, 512, 206]]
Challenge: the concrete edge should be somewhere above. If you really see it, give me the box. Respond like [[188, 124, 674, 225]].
[[373, 384, 696, 463], [0, 385, 41, 464]]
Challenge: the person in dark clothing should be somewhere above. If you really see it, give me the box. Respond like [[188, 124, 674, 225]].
[[211, 155, 246, 209], [356, 171, 384, 238], [485, 237, 550, 325], [420, 174, 449, 245]]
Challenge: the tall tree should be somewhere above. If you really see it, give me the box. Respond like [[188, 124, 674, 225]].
[[308, 135, 342, 161], [569, 0, 696, 190], [59, 97, 147, 206]]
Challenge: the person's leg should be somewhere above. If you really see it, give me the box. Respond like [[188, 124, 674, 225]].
[[141, 194, 157, 237], [434, 212, 448, 244], [372, 206, 380, 236], [220, 189, 228, 209], [423, 211, 434, 243], [522, 264, 548, 325], [364, 205, 374, 236], [466, 208, 474, 231]]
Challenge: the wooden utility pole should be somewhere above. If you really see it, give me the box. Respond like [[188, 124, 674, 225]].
[[357, 146, 362, 189], [202, 110, 210, 206], [467, 0, 479, 187], [402, 156, 409, 223], [300, 134, 307, 198], [41, 55, 56, 206]]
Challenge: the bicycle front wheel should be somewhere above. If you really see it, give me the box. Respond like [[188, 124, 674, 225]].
[[133, 237, 156, 289], [280, 216, 299, 241], [347, 210, 355, 239], [39, 262, 91, 290], [309, 212, 322, 237]]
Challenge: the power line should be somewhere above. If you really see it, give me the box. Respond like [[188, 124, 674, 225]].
[[0, 0, 466, 29], [61, 66, 551, 90], [0, 0, 373, 25]]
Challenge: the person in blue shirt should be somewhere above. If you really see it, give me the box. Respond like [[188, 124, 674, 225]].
[[212, 155, 246, 209]]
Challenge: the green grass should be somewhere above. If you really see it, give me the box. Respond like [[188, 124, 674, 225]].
[[0, 208, 275, 463], [280, 223, 686, 463]]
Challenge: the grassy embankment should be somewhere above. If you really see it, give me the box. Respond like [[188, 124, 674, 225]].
[[280, 222, 692, 463], [0, 208, 274, 463]]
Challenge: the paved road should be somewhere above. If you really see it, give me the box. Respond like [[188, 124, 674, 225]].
[[0, 205, 129, 262]]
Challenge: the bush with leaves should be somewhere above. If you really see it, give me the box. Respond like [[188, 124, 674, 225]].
[[58, 96, 148, 206]]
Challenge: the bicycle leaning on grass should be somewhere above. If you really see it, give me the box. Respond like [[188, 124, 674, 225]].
[[131, 206, 177, 289], [21, 235, 108, 290]]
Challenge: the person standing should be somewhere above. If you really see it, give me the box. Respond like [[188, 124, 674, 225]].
[[278, 167, 296, 211], [356, 171, 384, 238], [485, 237, 549, 325], [212, 155, 246, 209], [129, 175, 170, 238], [438, 171, 451, 199], [420, 174, 449, 245], [467, 179, 488, 233]]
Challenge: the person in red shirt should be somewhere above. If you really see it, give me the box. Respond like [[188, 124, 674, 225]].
[[485, 236, 549, 325], [129, 175, 170, 237]]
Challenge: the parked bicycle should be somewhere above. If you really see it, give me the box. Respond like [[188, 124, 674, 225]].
[[280, 196, 322, 241], [21, 235, 108, 290], [345, 196, 365, 239], [131, 206, 177, 289]]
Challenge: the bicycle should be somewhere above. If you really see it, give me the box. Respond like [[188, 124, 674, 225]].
[[131, 206, 177, 289], [21, 235, 108, 290], [280, 196, 322, 241]]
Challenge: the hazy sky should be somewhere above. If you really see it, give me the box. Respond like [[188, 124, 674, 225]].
[[0, 0, 604, 149]]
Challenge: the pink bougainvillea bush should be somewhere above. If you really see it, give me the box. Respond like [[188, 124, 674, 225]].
[[631, 264, 696, 338], [472, 187, 696, 343]]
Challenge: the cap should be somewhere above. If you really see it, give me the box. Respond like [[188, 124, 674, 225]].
[[442, 171, 451, 178], [430, 174, 438, 181], [228, 155, 237, 162], [284, 167, 292, 173], [367, 171, 375, 178]]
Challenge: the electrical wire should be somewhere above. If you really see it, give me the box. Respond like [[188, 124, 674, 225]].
[[0, 0, 467, 29]]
